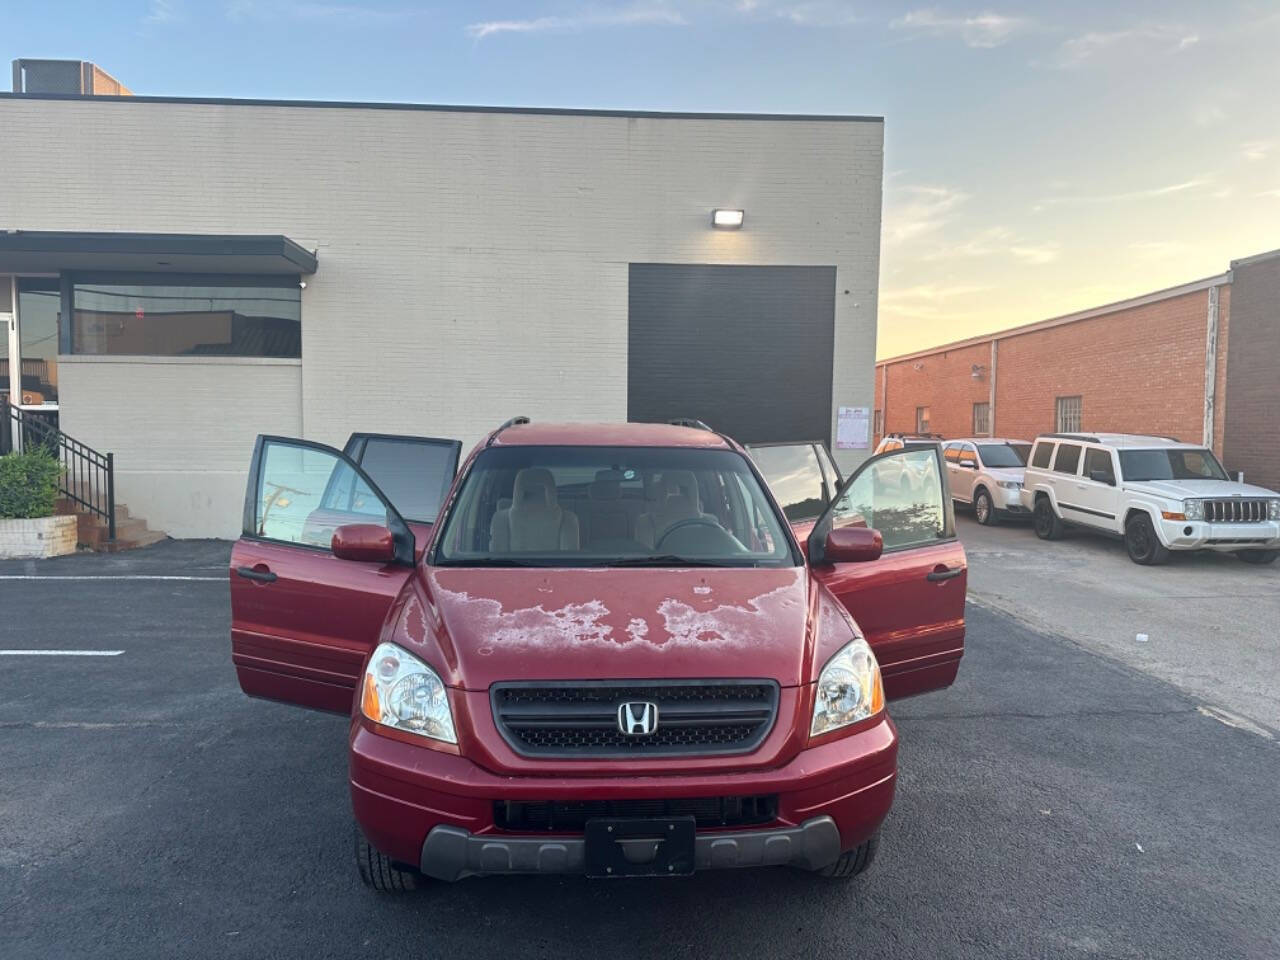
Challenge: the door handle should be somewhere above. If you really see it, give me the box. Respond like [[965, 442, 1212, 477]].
[[926, 565, 964, 582], [235, 565, 277, 583]]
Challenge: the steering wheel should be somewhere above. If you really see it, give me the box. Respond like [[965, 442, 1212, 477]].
[[655, 516, 726, 550]]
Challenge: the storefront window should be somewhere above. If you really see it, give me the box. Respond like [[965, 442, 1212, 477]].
[[17, 279, 61, 405], [71, 279, 300, 358]]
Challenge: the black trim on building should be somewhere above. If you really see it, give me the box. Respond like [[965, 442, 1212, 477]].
[[0, 231, 317, 275]]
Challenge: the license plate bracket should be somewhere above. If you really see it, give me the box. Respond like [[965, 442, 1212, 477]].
[[584, 816, 696, 878]]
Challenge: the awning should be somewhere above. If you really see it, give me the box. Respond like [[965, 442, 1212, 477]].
[[0, 231, 317, 275]]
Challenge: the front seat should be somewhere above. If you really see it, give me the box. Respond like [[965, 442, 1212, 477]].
[[490, 468, 580, 552], [636, 470, 710, 548]]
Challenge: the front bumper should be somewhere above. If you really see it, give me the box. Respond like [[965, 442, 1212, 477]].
[[350, 713, 898, 876], [419, 815, 842, 880], [1156, 518, 1280, 551]]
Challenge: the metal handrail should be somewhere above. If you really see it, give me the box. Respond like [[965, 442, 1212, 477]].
[[2, 402, 115, 541]]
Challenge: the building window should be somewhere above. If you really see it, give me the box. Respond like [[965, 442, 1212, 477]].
[[972, 402, 990, 436], [70, 278, 301, 358], [1055, 395, 1082, 432], [916, 406, 930, 434], [873, 409, 883, 436]]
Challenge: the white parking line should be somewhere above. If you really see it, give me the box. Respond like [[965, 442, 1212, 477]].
[[0, 575, 224, 581], [0, 650, 125, 656]]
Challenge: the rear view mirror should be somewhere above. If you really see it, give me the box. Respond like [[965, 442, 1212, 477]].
[[1089, 469, 1115, 486], [332, 523, 397, 563], [823, 526, 883, 564]]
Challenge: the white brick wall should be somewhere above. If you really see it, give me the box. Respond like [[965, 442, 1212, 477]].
[[1, 98, 883, 538]]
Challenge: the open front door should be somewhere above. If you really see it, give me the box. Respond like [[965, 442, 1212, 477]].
[[230, 435, 419, 714], [808, 444, 966, 700]]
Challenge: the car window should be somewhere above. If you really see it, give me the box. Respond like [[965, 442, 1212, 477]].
[[958, 444, 977, 468], [976, 443, 1028, 468], [352, 437, 456, 524], [1118, 448, 1230, 482], [829, 448, 946, 550], [1030, 441, 1054, 469], [256, 440, 389, 549], [434, 445, 798, 567], [1053, 443, 1082, 475], [750, 443, 828, 521], [1083, 448, 1115, 484], [943, 442, 959, 462]]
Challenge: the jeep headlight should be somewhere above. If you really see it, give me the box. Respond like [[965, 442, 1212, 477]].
[[360, 642, 456, 743], [1270, 500, 1280, 522], [1184, 499, 1204, 521], [811, 638, 885, 738], [997, 479, 1022, 490]]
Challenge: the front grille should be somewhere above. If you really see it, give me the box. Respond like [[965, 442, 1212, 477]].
[[495, 795, 778, 831], [491, 680, 779, 758], [1203, 499, 1271, 523]]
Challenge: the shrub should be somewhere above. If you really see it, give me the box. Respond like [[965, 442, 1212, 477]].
[[0, 450, 62, 519]]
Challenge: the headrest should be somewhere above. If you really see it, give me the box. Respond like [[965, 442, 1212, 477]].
[[513, 468, 555, 508], [590, 469, 622, 501], [663, 470, 699, 508]]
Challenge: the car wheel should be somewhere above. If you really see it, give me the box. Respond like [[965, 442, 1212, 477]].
[[1124, 513, 1170, 565], [1236, 549, 1279, 565], [1032, 497, 1063, 540], [814, 832, 879, 881], [355, 824, 422, 892], [974, 488, 998, 526]]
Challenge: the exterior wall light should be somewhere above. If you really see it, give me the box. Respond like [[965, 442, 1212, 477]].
[[712, 209, 745, 229]]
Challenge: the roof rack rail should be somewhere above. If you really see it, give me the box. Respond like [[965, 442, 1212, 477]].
[[887, 431, 944, 440], [487, 416, 530, 446], [669, 418, 714, 431], [1042, 432, 1100, 443]]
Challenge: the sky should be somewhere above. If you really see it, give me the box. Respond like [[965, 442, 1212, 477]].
[[5, 0, 1279, 358]]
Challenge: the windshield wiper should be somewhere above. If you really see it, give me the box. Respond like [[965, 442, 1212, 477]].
[[434, 557, 554, 567], [604, 555, 752, 568]]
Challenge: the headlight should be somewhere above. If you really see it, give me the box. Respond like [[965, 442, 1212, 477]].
[[996, 479, 1022, 489], [360, 642, 456, 743], [1184, 499, 1204, 521], [811, 638, 885, 738], [1270, 500, 1280, 522]]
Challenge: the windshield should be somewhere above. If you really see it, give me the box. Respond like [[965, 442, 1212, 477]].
[[433, 445, 799, 567], [1118, 448, 1229, 482], [977, 443, 1030, 468]]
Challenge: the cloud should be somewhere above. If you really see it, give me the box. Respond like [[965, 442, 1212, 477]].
[[1258, 188, 1280, 199], [1035, 178, 1212, 208], [1241, 141, 1272, 162], [1051, 24, 1200, 67], [467, 4, 686, 39], [735, 0, 860, 26], [1129, 240, 1189, 262], [890, 8, 1028, 48], [144, 0, 177, 23], [1008, 243, 1059, 265], [879, 283, 996, 322], [917, 226, 1058, 265], [884, 185, 970, 245], [227, 1, 423, 22]]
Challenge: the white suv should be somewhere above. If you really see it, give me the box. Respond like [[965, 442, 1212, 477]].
[[943, 437, 1033, 525], [1020, 433, 1280, 565]]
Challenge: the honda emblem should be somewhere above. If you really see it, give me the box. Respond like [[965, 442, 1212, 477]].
[[617, 701, 659, 736]]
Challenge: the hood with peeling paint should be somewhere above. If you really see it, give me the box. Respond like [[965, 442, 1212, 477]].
[[396, 566, 820, 690]]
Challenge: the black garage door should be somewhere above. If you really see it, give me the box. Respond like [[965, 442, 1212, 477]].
[[628, 263, 836, 446]]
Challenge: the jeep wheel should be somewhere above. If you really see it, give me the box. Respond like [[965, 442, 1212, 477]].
[[1236, 549, 1279, 565], [355, 824, 422, 892], [814, 832, 879, 881], [1124, 514, 1170, 565], [1032, 497, 1063, 540], [974, 488, 998, 526]]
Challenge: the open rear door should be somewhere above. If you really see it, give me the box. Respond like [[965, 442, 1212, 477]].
[[230, 435, 420, 714], [808, 444, 966, 699]]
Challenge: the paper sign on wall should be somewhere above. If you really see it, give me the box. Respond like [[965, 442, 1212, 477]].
[[836, 406, 870, 449]]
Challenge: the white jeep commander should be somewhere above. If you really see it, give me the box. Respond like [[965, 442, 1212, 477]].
[[1020, 433, 1280, 565]]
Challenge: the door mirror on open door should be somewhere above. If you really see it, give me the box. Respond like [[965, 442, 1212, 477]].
[[823, 526, 883, 563], [332, 523, 397, 563]]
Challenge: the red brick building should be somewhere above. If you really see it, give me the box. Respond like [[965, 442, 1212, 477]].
[[874, 247, 1280, 490]]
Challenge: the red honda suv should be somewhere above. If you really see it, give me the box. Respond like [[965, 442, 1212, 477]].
[[230, 420, 965, 889]]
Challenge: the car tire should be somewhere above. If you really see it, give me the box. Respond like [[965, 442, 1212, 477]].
[[1236, 549, 1279, 565], [1124, 513, 1170, 566], [814, 832, 879, 880], [1032, 497, 1063, 540], [355, 824, 422, 892], [974, 488, 998, 526]]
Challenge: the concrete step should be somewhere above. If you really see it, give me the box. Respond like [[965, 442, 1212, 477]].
[[65, 500, 167, 552]]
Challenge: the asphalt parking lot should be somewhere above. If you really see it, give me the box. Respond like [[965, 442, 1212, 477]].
[[3, 537, 1279, 960]]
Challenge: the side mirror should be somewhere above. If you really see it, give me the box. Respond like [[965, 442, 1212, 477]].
[[1089, 469, 1115, 486], [822, 526, 883, 564], [332, 523, 397, 563]]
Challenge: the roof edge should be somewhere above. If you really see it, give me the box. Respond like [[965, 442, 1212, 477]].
[[877, 271, 1232, 367], [1230, 247, 1280, 269], [0, 92, 883, 124]]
